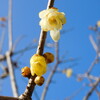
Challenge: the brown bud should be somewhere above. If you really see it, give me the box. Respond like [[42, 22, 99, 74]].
[[77, 77, 83, 82], [51, 7, 58, 10], [0, 17, 6, 21], [43, 52, 54, 64], [21, 66, 31, 78], [34, 76, 45, 86]]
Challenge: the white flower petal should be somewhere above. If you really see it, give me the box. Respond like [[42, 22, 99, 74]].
[[39, 8, 58, 19], [50, 30, 60, 42], [39, 18, 50, 31], [39, 10, 47, 18]]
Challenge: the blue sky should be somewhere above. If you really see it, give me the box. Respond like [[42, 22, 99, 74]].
[[0, 0, 100, 100]]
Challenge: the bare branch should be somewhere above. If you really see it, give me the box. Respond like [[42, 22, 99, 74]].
[[65, 85, 85, 100], [12, 35, 25, 51], [0, 65, 9, 79], [41, 42, 59, 100], [77, 74, 98, 81], [19, 0, 55, 99], [83, 78, 100, 100], [0, 54, 6, 61], [86, 56, 98, 75], [6, 51, 18, 97], [0, 29, 6, 53], [8, 0, 13, 51], [89, 35, 98, 53], [0, 96, 18, 100], [36, 31, 47, 55]]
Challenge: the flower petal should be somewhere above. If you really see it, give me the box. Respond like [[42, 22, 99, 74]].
[[57, 12, 66, 24], [39, 10, 48, 18], [50, 30, 60, 42], [39, 18, 50, 31], [39, 8, 58, 19]]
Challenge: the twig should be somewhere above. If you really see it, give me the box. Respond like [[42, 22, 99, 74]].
[[36, 30, 47, 55], [8, 0, 13, 51], [41, 42, 59, 100], [0, 29, 6, 53], [0, 96, 18, 100], [0, 54, 6, 61], [77, 74, 98, 81], [12, 35, 25, 51], [65, 85, 85, 100], [86, 56, 98, 75], [89, 35, 98, 53], [83, 78, 100, 100], [19, 0, 55, 100], [6, 51, 18, 97], [0, 64, 9, 79], [6, 0, 19, 97]]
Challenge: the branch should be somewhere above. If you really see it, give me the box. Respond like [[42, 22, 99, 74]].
[[77, 74, 98, 81], [0, 64, 9, 79], [6, 51, 18, 97], [86, 56, 98, 75], [19, 0, 55, 99], [0, 96, 18, 100], [41, 42, 59, 100], [83, 78, 100, 100], [89, 35, 98, 53], [0, 54, 6, 61], [8, 0, 13, 51], [0, 29, 6, 53], [65, 86, 85, 100]]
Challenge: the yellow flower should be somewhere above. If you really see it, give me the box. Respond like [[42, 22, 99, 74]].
[[97, 21, 100, 27], [50, 29, 60, 42], [39, 7, 66, 42], [63, 69, 73, 78], [30, 54, 47, 76]]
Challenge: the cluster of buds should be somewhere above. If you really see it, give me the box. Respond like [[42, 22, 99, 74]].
[[21, 52, 54, 86]]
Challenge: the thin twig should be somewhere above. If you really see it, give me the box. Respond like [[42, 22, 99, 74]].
[[19, 0, 55, 99], [77, 74, 98, 81], [65, 85, 85, 100], [86, 56, 98, 75], [6, 51, 18, 97], [89, 35, 98, 53], [6, 0, 19, 97], [0, 29, 6, 53], [83, 78, 100, 100], [0, 64, 9, 79], [0, 54, 6, 61], [0, 96, 18, 100], [41, 42, 59, 100], [8, 0, 13, 51]]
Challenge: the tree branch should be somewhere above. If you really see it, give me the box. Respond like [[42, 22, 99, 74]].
[[0, 29, 6, 53], [41, 42, 59, 100], [0, 96, 18, 100], [83, 78, 100, 100], [86, 56, 98, 75], [19, 0, 55, 99], [6, 51, 18, 97], [8, 0, 13, 51]]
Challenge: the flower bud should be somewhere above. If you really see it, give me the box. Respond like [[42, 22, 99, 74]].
[[30, 54, 47, 76], [0, 17, 6, 21], [43, 52, 54, 64], [34, 76, 45, 86], [65, 69, 73, 78], [21, 66, 31, 78]]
